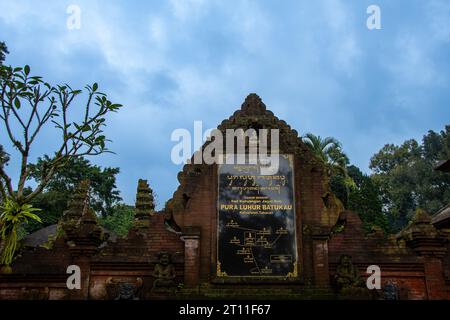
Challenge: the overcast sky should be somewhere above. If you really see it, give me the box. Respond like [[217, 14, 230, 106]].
[[1, 0, 449, 208]]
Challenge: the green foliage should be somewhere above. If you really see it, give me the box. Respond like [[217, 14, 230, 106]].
[[0, 61, 124, 262], [0, 144, 10, 202], [303, 133, 389, 233], [330, 174, 351, 207], [0, 41, 8, 65], [0, 64, 123, 206], [303, 133, 355, 208], [25, 189, 68, 233], [308, 126, 450, 233], [347, 166, 388, 233], [99, 204, 135, 237], [302, 133, 349, 171], [0, 198, 41, 265], [329, 165, 387, 233], [24, 156, 122, 233], [30, 156, 121, 215], [370, 126, 450, 231]]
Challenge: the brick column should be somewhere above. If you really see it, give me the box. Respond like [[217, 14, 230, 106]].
[[67, 256, 91, 300], [58, 181, 104, 299], [181, 227, 201, 288], [397, 209, 447, 300], [423, 257, 447, 300], [309, 224, 332, 287], [312, 237, 330, 287]]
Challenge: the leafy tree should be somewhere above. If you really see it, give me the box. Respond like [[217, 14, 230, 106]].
[[22, 156, 122, 233], [0, 145, 9, 203], [30, 156, 121, 216], [99, 204, 135, 237], [0, 65, 122, 206], [0, 42, 9, 189], [347, 165, 388, 233], [330, 174, 350, 207], [370, 126, 450, 231], [303, 133, 354, 205], [24, 188, 67, 233], [303, 133, 388, 232], [0, 42, 8, 65], [302, 133, 349, 171], [0, 64, 122, 265]]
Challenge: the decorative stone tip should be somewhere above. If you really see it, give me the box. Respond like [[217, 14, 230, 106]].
[[411, 208, 431, 224], [81, 207, 98, 224], [135, 179, 155, 219], [63, 179, 90, 220], [240, 93, 267, 115]]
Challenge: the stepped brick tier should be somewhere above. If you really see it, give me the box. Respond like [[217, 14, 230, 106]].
[[1, 94, 449, 300]]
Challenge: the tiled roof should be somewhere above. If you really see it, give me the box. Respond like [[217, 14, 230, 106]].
[[432, 204, 450, 227]]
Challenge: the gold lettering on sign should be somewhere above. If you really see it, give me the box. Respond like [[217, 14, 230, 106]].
[[217, 154, 298, 278]]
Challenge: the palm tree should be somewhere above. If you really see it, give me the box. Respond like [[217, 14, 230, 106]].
[[302, 133, 355, 205], [302, 133, 348, 170]]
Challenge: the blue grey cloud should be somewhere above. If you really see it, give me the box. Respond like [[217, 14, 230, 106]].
[[1, 0, 449, 207]]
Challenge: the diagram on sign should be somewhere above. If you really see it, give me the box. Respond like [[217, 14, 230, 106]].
[[225, 219, 292, 275], [217, 154, 297, 278]]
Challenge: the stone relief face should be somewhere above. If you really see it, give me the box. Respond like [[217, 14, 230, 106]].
[[118, 283, 135, 299], [341, 255, 351, 267], [160, 253, 170, 265]]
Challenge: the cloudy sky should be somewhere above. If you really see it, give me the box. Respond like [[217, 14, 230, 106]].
[[1, 0, 449, 208]]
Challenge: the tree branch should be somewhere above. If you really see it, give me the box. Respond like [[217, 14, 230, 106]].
[[0, 166, 14, 199]]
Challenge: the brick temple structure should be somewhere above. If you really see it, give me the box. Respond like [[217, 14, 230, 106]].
[[0, 94, 449, 300]]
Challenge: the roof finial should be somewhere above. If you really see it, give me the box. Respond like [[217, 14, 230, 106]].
[[240, 93, 267, 115], [135, 179, 155, 219]]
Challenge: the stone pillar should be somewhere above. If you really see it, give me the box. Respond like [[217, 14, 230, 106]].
[[67, 256, 91, 300], [423, 257, 447, 300], [61, 181, 104, 300], [397, 209, 447, 300], [312, 233, 330, 287], [180, 227, 201, 288]]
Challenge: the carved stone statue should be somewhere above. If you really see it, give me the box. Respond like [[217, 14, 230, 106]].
[[383, 280, 399, 300], [106, 277, 142, 300], [115, 283, 139, 300], [152, 251, 176, 292], [334, 254, 364, 291]]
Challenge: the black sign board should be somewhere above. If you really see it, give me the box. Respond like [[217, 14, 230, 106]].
[[217, 154, 298, 278]]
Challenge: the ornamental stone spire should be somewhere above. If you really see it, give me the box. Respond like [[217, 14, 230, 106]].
[[135, 179, 155, 220]]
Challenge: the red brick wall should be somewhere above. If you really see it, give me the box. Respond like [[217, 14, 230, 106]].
[[0, 213, 185, 299], [328, 210, 449, 299]]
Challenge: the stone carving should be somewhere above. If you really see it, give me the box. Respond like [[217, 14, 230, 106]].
[[115, 283, 139, 300], [106, 277, 143, 300], [397, 209, 447, 257], [60, 180, 104, 255], [334, 254, 364, 291], [135, 179, 155, 218], [62, 179, 91, 221], [383, 280, 399, 300], [152, 251, 177, 292], [133, 179, 156, 230]]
